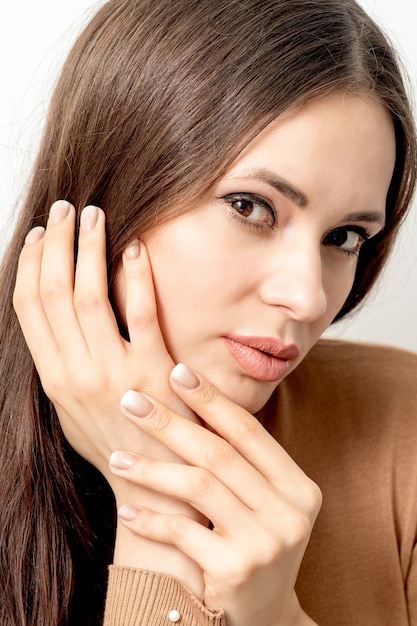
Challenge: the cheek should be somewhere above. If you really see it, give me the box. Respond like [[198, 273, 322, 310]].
[[149, 249, 231, 331], [143, 225, 261, 359], [142, 236, 221, 346], [143, 224, 248, 316]]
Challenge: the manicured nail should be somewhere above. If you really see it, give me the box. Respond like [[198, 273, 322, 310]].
[[80, 205, 98, 232], [171, 363, 200, 389], [121, 390, 154, 418], [25, 226, 45, 244], [109, 451, 138, 470], [49, 200, 70, 224], [124, 239, 141, 260], [118, 505, 138, 521]]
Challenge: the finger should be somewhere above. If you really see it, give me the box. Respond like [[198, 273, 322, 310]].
[[109, 451, 255, 532], [73, 205, 125, 359], [123, 240, 172, 360], [119, 389, 279, 513], [39, 201, 88, 356], [117, 504, 226, 574], [13, 226, 61, 370], [169, 363, 309, 484], [169, 364, 322, 514], [121, 369, 321, 514]]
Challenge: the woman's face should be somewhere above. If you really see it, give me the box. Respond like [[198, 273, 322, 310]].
[[116, 92, 395, 413]]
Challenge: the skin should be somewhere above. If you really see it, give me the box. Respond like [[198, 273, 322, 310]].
[[115, 92, 396, 414], [13, 92, 396, 625]]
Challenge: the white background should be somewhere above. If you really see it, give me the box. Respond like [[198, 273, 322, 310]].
[[1, 1, 416, 351]]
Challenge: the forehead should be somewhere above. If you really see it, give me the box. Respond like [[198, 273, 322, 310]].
[[225, 92, 396, 214]]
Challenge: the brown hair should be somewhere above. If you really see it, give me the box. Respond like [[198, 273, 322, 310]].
[[0, 0, 415, 623]]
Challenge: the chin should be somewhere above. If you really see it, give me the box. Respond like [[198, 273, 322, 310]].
[[204, 368, 277, 415], [240, 391, 275, 415]]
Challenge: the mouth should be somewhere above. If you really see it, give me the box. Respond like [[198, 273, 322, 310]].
[[222, 334, 301, 383]]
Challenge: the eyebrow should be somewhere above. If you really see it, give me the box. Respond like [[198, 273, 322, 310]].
[[341, 211, 386, 227], [224, 167, 308, 207], [224, 167, 386, 227]]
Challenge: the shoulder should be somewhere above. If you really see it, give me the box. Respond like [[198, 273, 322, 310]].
[[273, 338, 417, 445], [302, 336, 417, 375], [285, 337, 417, 408]]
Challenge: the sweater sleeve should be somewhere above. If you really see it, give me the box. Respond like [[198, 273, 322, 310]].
[[103, 566, 225, 626]]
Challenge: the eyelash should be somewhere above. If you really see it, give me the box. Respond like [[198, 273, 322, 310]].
[[322, 226, 373, 257], [221, 193, 277, 231], [221, 192, 374, 257]]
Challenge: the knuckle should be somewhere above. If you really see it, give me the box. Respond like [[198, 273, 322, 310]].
[[126, 305, 155, 330], [13, 287, 34, 315], [39, 280, 66, 307], [305, 479, 323, 517], [135, 457, 154, 482], [283, 511, 313, 550], [168, 514, 191, 539], [39, 374, 59, 402], [234, 412, 265, 438], [196, 381, 217, 408], [124, 262, 143, 281], [137, 508, 155, 531], [255, 528, 282, 561], [152, 407, 174, 434], [189, 467, 216, 495], [203, 438, 234, 468], [74, 289, 100, 313], [37, 364, 66, 403], [295, 476, 323, 518]]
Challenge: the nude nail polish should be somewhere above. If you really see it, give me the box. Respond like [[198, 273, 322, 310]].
[[49, 200, 70, 224], [124, 239, 141, 260], [118, 505, 138, 521], [25, 226, 45, 244], [171, 363, 200, 389], [109, 451, 138, 469], [121, 390, 154, 417], [80, 205, 98, 231]]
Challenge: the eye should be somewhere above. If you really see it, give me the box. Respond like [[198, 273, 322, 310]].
[[222, 193, 277, 230], [323, 226, 371, 256]]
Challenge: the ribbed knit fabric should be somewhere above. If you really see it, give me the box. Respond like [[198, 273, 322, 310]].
[[104, 567, 224, 625]]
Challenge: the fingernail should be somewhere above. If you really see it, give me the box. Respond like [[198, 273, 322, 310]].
[[49, 200, 70, 224], [109, 451, 138, 469], [118, 504, 138, 521], [121, 390, 154, 418], [124, 239, 141, 260], [80, 205, 98, 232], [171, 363, 200, 390], [25, 226, 45, 244]]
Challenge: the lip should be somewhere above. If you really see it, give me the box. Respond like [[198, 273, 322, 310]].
[[222, 334, 301, 383]]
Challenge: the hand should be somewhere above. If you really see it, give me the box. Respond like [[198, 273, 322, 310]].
[[109, 363, 321, 626], [13, 200, 197, 479], [13, 200, 206, 593]]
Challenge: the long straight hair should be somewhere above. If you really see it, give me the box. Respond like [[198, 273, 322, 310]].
[[0, 0, 415, 623]]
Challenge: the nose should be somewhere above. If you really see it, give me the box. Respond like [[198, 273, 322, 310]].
[[259, 239, 327, 322]]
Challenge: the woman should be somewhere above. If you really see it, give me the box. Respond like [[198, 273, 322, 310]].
[[2, 0, 417, 624]]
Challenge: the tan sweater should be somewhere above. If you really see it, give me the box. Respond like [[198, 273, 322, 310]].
[[104, 340, 417, 625]]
